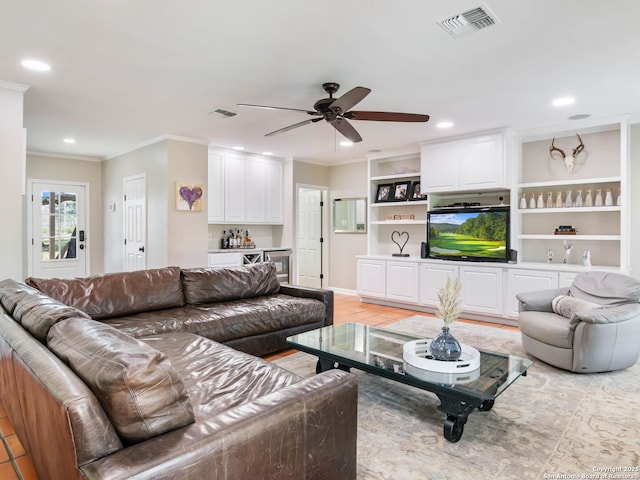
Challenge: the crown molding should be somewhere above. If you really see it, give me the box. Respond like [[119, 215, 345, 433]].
[[0, 80, 30, 93]]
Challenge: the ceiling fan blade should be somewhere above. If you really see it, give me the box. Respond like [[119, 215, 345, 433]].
[[344, 111, 430, 122], [329, 87, 371, 114], [238, 103, 319, 116], [265, 117, 322, 137], [329, 117, 363, 143]]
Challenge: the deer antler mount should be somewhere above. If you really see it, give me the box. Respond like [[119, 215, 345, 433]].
[[550, 133, 585, 173]]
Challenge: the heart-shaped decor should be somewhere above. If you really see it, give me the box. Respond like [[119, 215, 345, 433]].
[[391, 231, 409, 255], [179, 186, 203, 210]]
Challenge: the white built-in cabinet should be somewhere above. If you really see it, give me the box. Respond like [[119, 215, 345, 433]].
[[386, 261, 420, 304], [356, 258, 386, 299], [208, 148, 283, 224], [420, 131, 509, 193]]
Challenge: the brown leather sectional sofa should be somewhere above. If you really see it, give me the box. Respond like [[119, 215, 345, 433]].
[[0, 263, 357, 480]]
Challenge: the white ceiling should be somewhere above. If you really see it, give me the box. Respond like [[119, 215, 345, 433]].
[[2, 0, 640, 165]]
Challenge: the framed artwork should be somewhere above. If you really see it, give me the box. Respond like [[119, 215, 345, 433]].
[[176, 182, 204, 211], [409, 181, 426, 201], [391, 181, 411, 201], [376, 183, 393, 203]]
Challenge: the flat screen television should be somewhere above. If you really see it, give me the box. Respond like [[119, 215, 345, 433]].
[[426, 206, 510, 263]]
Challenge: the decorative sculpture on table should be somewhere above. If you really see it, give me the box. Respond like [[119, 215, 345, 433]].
[[391, 231, 410, 257], [563, 240, 573, 264], [430, 277, 463, 361], [550, 133, 585, 173], [547, 249, 554, 263]]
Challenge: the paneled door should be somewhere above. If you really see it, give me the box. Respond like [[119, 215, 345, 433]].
[[124, 174, 146, 271], [28, 180, 89, 278], [297, 186, 325, 288]]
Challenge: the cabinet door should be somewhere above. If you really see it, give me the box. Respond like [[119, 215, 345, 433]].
[[459, 134, 504, 190], [224, 152, 246, 222], [506, 269, 559, 318], [460, 265, 503, 315], [245, 156, 266, 223], [386, 261, 419, 304], [208, 252, 242, 267], [419, 263, 459, 306], [207, 151, 225, 223], [421, 142, 459, 192], [558, 272, 577, 288], [264, 159, 284, 224], [357, 259, 386, 299]]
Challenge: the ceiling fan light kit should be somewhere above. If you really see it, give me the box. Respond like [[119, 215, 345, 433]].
[[239, 82, 430, 143]]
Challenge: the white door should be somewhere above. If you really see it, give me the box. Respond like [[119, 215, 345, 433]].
[[297, 187, 324, 288], [29, 180, 88, 278], [124, 174, 146, 271]]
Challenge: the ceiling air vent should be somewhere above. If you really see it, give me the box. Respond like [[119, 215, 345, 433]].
[[209, 108, 237, 118], [437, 3, 500, 39]]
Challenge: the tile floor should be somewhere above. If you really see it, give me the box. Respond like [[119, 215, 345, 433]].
[[0, 293, 518, 479]]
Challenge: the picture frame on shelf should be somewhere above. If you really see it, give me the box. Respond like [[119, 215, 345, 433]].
[[409, 181, 426, 201], [375, 183, 393, 203], [391, 181, 411, 202]]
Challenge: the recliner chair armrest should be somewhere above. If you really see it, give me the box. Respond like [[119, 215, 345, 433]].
[[573, 303, 640, 324], [279, 285, 334, 326], [516, 287, 569, 312]]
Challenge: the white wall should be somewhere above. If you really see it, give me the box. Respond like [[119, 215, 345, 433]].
[[27, 154, 104, 274], [630, 123, 640, 278], [0, 82, 27, 280]]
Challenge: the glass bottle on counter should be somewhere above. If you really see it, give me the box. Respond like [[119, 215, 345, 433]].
[[220, 230, 227, 249]]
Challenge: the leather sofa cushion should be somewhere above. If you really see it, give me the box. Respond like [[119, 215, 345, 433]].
[[26, 266, 184, 319], [518, 311, 575, 348], [47, 318, 195, 443], [181, 263, 281, 304], [570, 271, 640, 306], [0, 279, 90, 342], [552, 295, 603, 319]]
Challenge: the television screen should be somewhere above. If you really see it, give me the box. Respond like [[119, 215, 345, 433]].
[[426, 206, 510, 262]]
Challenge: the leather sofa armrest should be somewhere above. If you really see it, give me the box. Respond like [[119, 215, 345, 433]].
[[81, 370, 357, 480], [279, 285, 334, 326], [516, 287, 568, 312], [573, 303, 640, 324]]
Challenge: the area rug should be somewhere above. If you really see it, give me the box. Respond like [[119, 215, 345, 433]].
[[274, 316, 640, 480]]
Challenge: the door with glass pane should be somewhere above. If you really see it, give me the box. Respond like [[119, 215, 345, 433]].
[[29, 181, 88, 278]]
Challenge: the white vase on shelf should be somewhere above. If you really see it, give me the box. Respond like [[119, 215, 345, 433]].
[[529, 193, 536, 209], [585, 190, 593, 207], [565, 190, 572, 208], [520, 193, 527, 209], [536, 193, 544, 209], [555, 191, 563, 208], [575, 190, 583, 208], [617, 188, 621, 206], [546, 192, 553, 208]]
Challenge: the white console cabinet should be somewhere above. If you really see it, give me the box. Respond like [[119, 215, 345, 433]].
[[356, 258, 387, 299], [418, 263, 458, 307], [386, 261, 419, 304], [421, 131, 510, 193], [459, 265, 503, 316]]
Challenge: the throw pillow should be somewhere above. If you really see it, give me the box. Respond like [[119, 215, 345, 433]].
[[47, 318, 195, 443], [552, 295, 603, 319]]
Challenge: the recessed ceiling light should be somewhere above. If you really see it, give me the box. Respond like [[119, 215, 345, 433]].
[[63, 138, 76, 144], [261, 151, 273, 156], [21, 59, 51, 72], [436, 121, 454, 129], [232, 146, 245, 151], [339, 141, 353, 147], [568, 114, 591, 121], [552, 97, 575, 107]]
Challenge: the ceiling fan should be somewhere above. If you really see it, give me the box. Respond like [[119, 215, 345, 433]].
[[238, 82, 430, 143]]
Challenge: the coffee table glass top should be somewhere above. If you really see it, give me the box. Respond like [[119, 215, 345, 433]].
[[287, 322, 533, 402]]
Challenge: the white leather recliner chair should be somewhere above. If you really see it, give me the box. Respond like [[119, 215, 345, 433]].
[[517, 271, 640, 373]]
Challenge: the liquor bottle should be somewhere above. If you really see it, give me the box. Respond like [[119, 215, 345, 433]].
[[595, 189, 603, 207], [220, 230, 227, 249], [575, 190, 583, 208], [604, 189, 613, 206], [536, 193, 544, 209]]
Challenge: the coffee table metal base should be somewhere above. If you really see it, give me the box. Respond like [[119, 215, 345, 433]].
[[315, 357, 505, 443]]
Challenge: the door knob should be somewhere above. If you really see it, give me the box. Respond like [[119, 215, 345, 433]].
[[139, 246, 145, 252]]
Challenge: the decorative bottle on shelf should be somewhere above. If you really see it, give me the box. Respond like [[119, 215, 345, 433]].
[[546, 192, 554, 208], [595, 189, 603, 207], [220, 230, 227, 249], [604, 189, 613, 206], [585, 189, 593, 207], [565, 190, 572, 208], [574, 190, 583, 208], [520, 192, 527, 209], [555, 191, 563, 208], [529, 193, 536, 209], [537, 192, 544, 209], [617, 188, 621, 206]]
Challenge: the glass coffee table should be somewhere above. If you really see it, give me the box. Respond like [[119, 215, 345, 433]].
[[287, 322, 533, 442]]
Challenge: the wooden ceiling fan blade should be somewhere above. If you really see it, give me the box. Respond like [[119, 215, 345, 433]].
[[238, 103, 319, 115], [345, 111, 430, 122], [329, 117, 363, 143], [265, 118, 321, 137], [329, 87, 371, 114]]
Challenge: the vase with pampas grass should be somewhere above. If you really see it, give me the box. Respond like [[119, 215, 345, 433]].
[[430, 277, 463, 361]]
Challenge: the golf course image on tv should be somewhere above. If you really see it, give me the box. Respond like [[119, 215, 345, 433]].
[[427, 207, 509, 262]]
